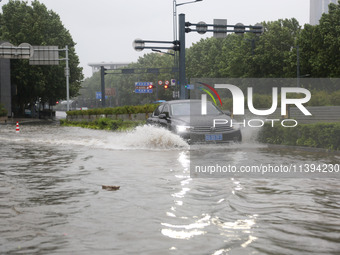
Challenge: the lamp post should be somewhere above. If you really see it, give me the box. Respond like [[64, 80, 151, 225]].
[[173, 0, 202, 41]]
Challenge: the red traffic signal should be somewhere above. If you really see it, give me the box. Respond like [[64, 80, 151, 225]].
[[148, 84, 154, 89], [164, 84, 169, 89]]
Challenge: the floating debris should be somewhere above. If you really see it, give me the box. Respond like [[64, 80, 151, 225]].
[[12, 206, 22, 214], [102, 185, 120, 191]]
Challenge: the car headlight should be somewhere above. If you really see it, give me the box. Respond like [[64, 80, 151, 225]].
[[176, 125, 192, 133]]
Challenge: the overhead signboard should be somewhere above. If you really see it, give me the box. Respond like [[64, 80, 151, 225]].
[[0, 42, 33, 59], [29, 46, 59, 65]]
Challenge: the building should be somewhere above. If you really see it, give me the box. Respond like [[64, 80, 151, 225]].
[[310, 0, 338, 25], [88, 62, 130, 75], [0, 59, 11, 117]]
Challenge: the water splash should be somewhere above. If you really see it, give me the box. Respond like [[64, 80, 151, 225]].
[[0, 124, 189, 151], [0, 122, 265, 151], [118, 125, 189, 150]]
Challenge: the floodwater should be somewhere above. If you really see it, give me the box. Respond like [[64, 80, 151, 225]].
[[0, 118, 340, 254]]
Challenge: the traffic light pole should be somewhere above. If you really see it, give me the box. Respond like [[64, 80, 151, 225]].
[[101, 66, 106, 107], [65, 45, 70, 111], [179, 14, 186, 100], [132, 15, 262, 100]]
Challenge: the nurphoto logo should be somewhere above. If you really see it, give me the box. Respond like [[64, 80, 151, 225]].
[[200, 84, 312, 128]]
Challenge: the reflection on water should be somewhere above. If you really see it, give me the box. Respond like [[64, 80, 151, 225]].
[[1, 123, 340, 254]]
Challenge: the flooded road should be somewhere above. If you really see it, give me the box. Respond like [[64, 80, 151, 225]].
[[0, 121, 340, 254]]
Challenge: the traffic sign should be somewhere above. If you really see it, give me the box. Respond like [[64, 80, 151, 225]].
[[158, 80, 163, 86], [135, 89, 153, 93], [165, 80, 170, 86], [171, 79, 176, 86], [105, 88, 116, 96], [135, 82, 153, 87], [96, 92, 109, 99], [135, 86, 148, 89]]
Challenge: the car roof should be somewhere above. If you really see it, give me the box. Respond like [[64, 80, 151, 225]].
[[161, 99, 204, 105]]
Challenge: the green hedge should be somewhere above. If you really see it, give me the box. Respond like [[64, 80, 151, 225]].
[[0, 104, 7, 117], [60, 118, 145, 131], [67, 104, 158, 116], [258, 122, 340, 150]]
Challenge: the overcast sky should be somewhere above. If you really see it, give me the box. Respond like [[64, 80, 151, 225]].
[[3, 0, 310, 78]]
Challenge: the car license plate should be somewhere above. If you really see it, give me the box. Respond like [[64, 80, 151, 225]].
[[205, 134, 223, 141]]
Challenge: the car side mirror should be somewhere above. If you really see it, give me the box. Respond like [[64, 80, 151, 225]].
[[159, 113, 169, 119]]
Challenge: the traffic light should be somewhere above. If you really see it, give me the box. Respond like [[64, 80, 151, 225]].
[[164, 84, 169, 89], [148, 84, 154, 89]]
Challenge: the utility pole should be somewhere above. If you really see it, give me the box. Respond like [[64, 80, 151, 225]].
[[101, 66, 106, 107], [179, 13, 186, 100], [65, 45, 70, 111]]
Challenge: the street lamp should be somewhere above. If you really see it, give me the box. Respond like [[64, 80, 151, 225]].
[[176, 0, 202, 7], [173, 0, 203, 41]]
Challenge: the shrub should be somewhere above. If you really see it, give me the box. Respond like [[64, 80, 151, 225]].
[[66, 103, 160, 117], [307, 90, 331, 106], [258, 122, 340, 150], [330, 91, 340, 106]]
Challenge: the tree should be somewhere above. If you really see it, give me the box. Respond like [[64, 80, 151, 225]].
[[299, 0, 340, 78], [0, 0, 83, 115], [187, 37, 227, 78], [186, 18, 301, 79]]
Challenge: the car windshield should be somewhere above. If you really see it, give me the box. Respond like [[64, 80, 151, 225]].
[[171, 102, 222, 116]]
